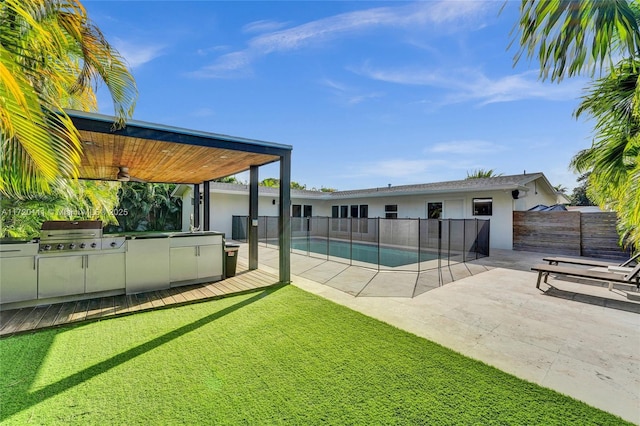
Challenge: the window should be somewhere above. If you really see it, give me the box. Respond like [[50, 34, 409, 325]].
[[292, 204, 302, 218], [427, 202, 442, 219], [473, 198, 493, 216], [358, 205, 369, 233], [332, 206, 339, 218], [340, 205, 349, 218], [350, 205, 359, 218], [385, 204, 398, 219], [303, 205, 312, 217]]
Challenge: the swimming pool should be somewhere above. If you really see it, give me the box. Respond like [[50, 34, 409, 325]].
[[290, 238, 438, 267]]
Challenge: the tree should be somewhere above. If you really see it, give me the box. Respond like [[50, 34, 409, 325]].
[[554, 184, 568, 194], [513, 0, 640, 249], [318, 187, 337, 193], [104, 183, 182, 233], [0, 179, 119, 238], [512, 0, 640, 82], [1, 0, 137, 197], [571, 58, 640, 244], [465, 169, 503, 179], [259, 178, 307, 190], [213, 176, 240, 184], [260, 178, 280, 187], [570, 173, 596, 206]]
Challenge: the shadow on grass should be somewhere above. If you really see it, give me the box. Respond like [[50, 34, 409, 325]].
[[0, 284, 284, 422]]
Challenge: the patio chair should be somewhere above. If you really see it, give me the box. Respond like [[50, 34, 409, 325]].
[[531, 262, 640, 291], [542, 252, 639, 268]]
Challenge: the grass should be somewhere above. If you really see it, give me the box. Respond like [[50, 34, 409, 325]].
[[0, 285, 630, 425]]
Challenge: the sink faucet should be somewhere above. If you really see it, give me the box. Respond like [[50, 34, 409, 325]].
[[189, 213, 199, 232]]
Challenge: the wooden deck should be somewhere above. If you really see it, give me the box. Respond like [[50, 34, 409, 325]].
[[0, 264, 281, 338]]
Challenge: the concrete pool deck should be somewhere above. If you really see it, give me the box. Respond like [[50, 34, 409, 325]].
[[238, 244, 640, 424]]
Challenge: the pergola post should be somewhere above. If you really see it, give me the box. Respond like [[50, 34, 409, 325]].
[[279, 151, 291, 283], [193, 183, 200, 230], [249, 166, 259, 270], [203, 181, 210, 231]]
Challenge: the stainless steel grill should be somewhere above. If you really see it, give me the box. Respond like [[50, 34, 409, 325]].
[[39, 220, 125, 252]]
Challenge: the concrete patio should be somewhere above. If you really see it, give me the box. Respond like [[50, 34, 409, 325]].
[[242, 244, 640, 424]]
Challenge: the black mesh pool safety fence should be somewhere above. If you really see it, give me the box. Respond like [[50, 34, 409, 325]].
[[232, 216, 490, 272]]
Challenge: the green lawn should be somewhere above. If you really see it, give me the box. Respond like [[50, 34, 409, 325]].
[[0, 285, 629, 425]]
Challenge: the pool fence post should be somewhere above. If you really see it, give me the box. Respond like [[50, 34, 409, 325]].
[[326, 217, 329, 261], [377, 217, 381, 272], [447, 219, 451, 267], [463, 219, 466, 263], [437, 219, 442, 286], [418, 218, 421, 273], [350, 217, 353, 266]]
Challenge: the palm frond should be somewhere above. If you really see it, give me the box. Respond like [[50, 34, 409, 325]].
[[512, 0, 640, 81]]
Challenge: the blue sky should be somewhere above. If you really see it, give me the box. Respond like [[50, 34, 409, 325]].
[[86, 1, 594, 192]]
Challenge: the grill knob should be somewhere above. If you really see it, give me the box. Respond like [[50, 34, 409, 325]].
[[69, 243, 76, 249], [43, 244, 51, 251], [80, 243, 86, 248], [110, 242, 117, 248], [90, 242, 97, 248], [56, 244, 64, 250]]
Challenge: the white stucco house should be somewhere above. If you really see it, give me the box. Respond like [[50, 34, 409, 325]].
[[175, 172, 569, 250]]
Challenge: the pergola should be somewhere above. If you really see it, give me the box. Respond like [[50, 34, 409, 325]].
[[66, 110, 292, 283]]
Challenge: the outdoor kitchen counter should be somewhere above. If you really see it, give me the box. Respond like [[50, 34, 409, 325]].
[[124, 232, 224, 294], [108, 231, 224, 239], [0, 232, 225, 308]]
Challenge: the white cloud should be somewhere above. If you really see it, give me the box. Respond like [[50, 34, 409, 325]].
[[429, 140, 507, 155], [350, 158, 449, 179], [242, 20, 289, 34], [193, 51, 254, 78], [320, 78, 384, 105], [191, 108, 216, 118], [112, 38, 165, 68], [191, 1, 493, 78], [356, 65, 587, 105], [196, 45, 230, 57]]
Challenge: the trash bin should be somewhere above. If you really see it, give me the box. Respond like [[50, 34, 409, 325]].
[[224, 244, 240, 278]]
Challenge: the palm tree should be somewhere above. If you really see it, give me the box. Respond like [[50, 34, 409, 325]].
[[553, 184, 568, 194], [0, 179, 120, 238], [572, 58, 640, 245], [512, 0, 640, 82], [0, 0, 137, 197], [512, 0, 640, 249], [106, 183, 182, 233], [465, 169, 503, 179]]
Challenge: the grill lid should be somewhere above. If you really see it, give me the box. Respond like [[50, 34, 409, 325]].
[[40, 220, 103, 241], [41, 220, 103, 231]]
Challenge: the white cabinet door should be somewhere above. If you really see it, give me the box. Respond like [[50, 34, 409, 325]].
[[0, 257, 37, 303], [38, 256, 85, 298], [85, 253, 126, 293], [170, 247, 198, 282], [126, 238, 171, 294], [196, 245, 223, 279]]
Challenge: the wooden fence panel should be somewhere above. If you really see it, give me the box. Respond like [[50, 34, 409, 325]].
[[513, 211, 628, 260], [581, 213, 625, 259], [513, 211, 581, 255]]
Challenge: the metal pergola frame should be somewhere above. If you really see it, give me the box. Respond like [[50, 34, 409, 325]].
[[66, 110, 292, 283]]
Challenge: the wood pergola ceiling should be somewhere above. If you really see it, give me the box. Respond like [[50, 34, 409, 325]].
[[68, 110, 290, 184]]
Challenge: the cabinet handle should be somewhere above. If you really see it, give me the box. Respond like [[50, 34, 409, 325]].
[[33, 256, 36, 270], [85, 255, 89, 268]]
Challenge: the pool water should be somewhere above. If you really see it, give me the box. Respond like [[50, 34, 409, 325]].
[[290, 238, 437, 267]]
